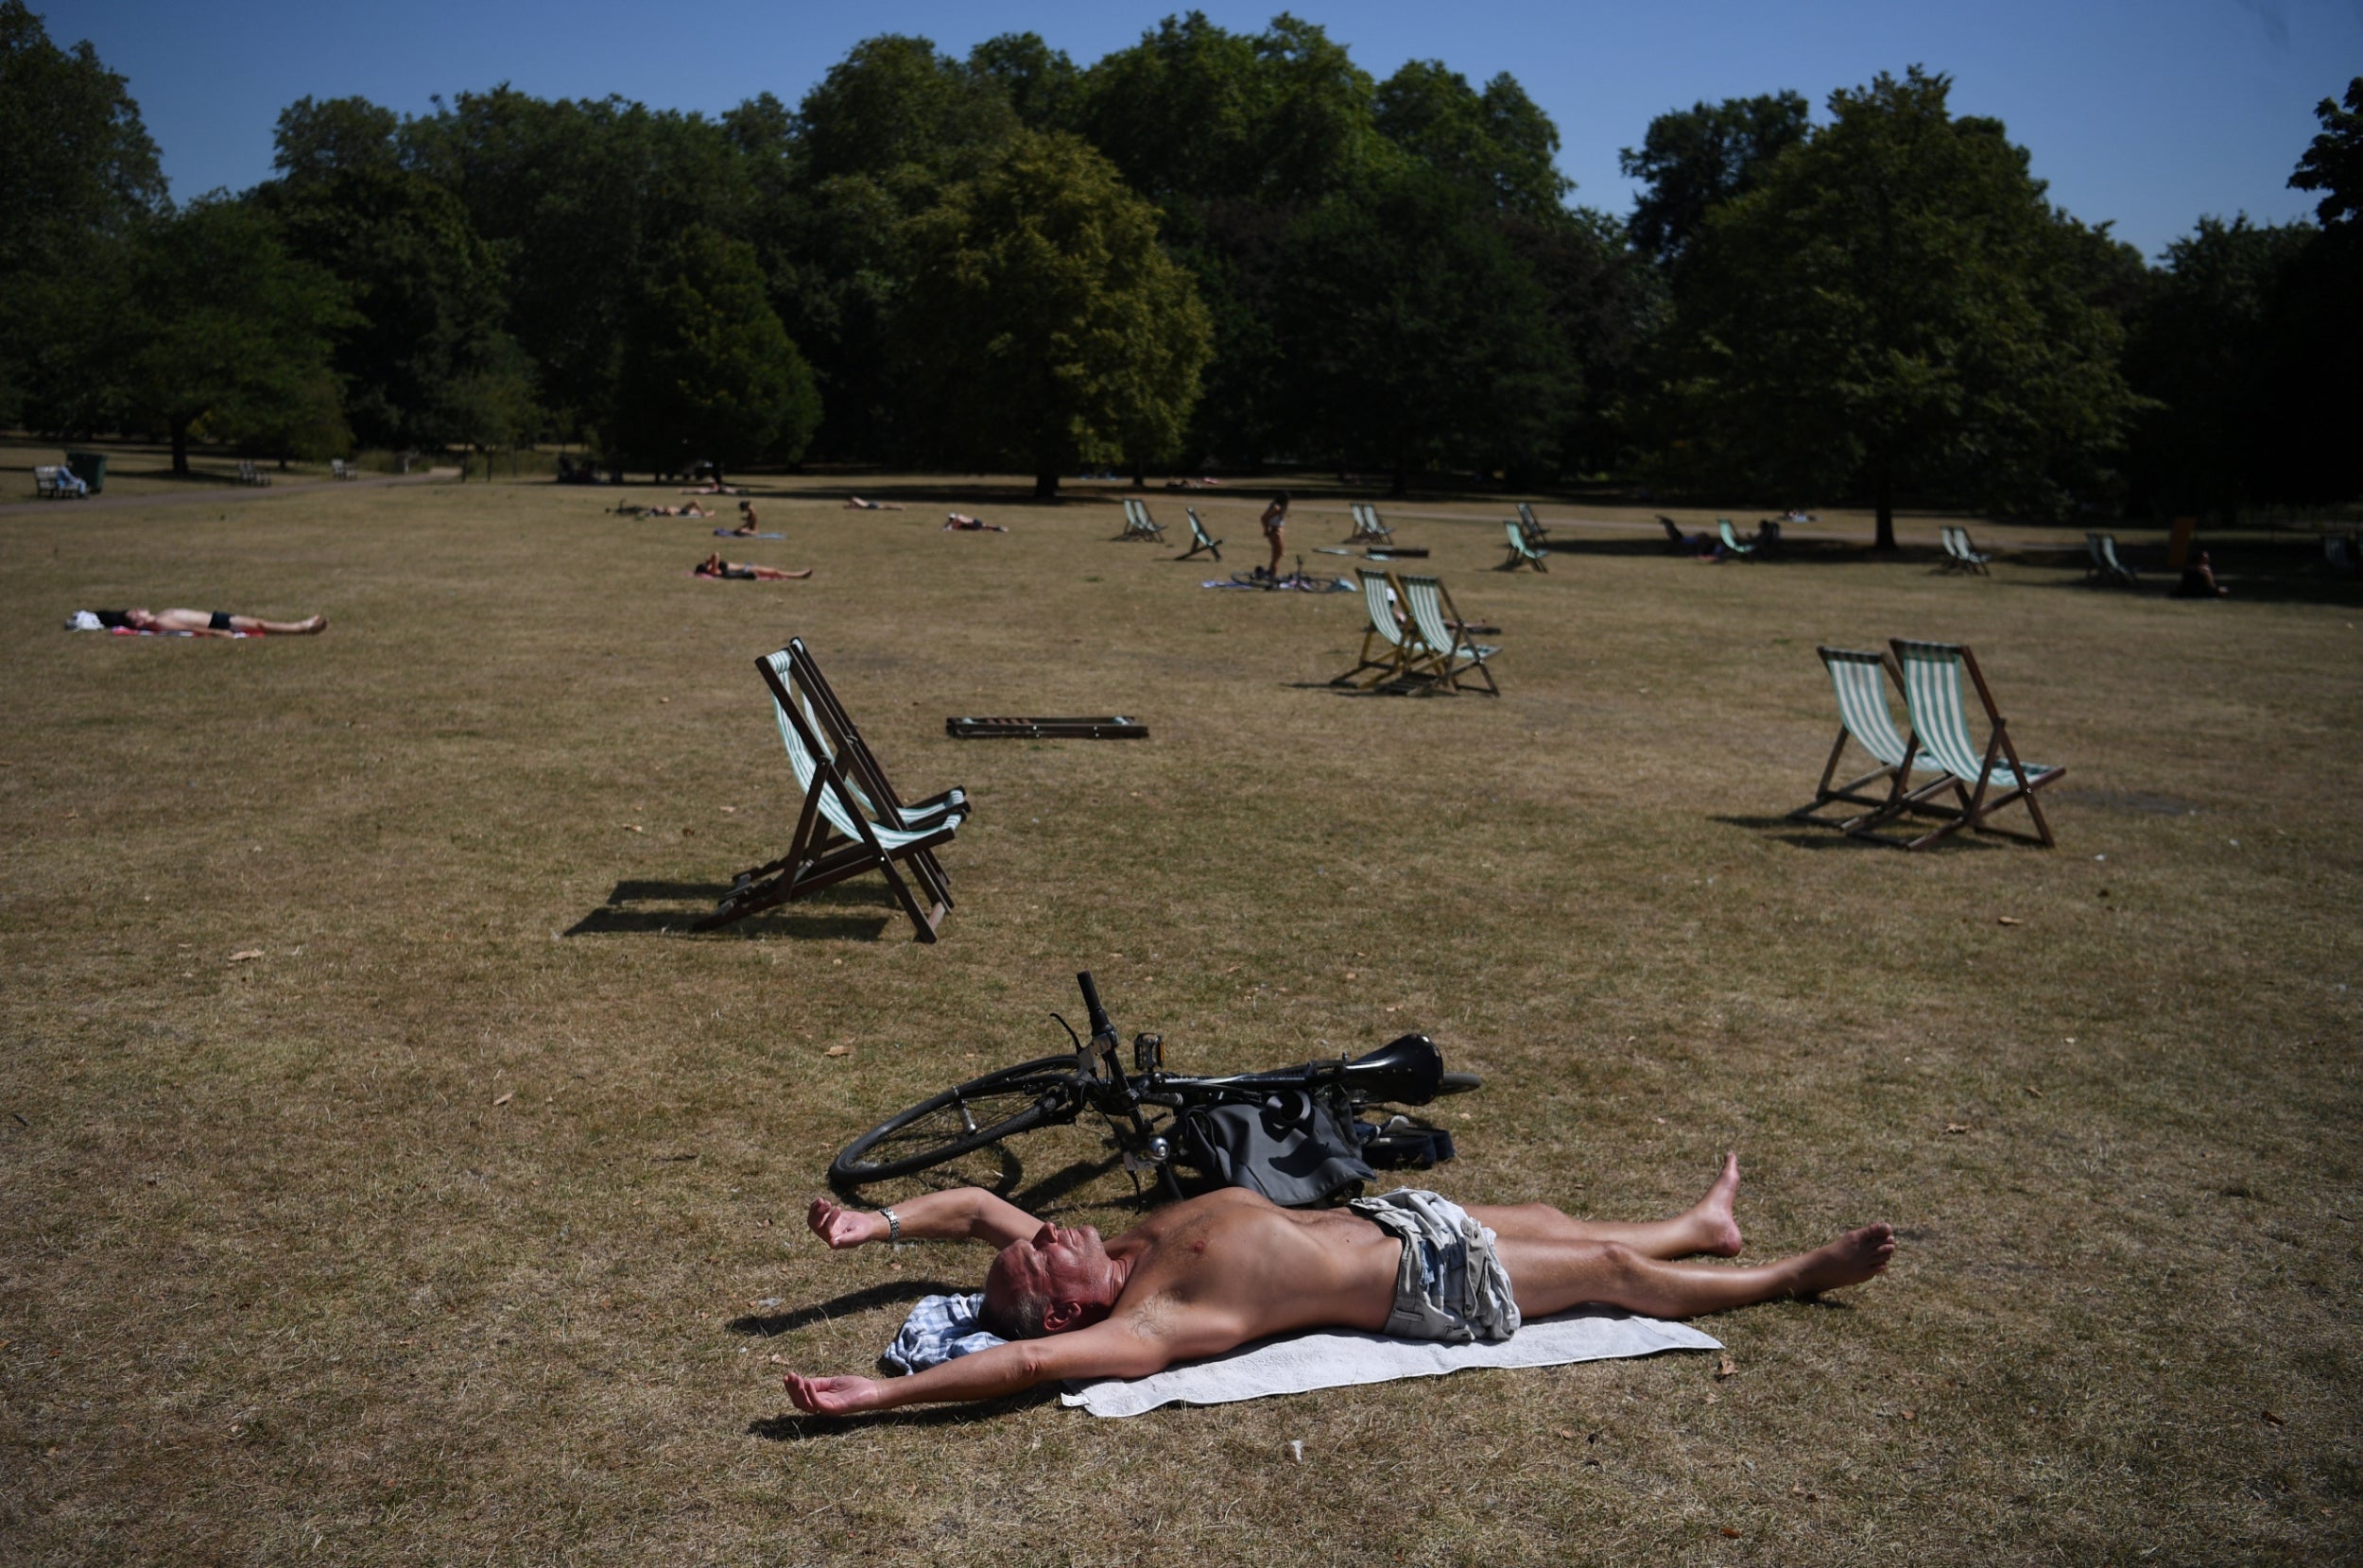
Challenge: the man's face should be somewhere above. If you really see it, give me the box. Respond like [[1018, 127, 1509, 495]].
[[986, 1222, 1109, 1330], [124, 609, 157, 630]]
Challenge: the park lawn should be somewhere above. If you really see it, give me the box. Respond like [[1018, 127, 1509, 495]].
[[0, 472, 2355, 1566]]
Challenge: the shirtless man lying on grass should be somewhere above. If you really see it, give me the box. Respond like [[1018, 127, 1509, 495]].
[[782, 1158, 1892, 1416]]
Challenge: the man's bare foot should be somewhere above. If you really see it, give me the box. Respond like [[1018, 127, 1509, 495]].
[[1686, 1153, 1744, 1256], [1786, 1223, 1896, 1297]]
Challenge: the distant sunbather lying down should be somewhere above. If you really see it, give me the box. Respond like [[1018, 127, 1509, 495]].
[[942, 512, 1006, 531], [782, 1157, 1893, 1415], [695, 553, 811, 580], [73, 607, 327, 636], [845, 496, 906, 510]]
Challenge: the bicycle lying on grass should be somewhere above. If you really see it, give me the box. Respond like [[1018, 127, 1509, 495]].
[[831, 973, 1480, 1201]]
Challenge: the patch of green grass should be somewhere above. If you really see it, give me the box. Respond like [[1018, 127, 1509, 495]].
[[1, 473, 2357, 1564]]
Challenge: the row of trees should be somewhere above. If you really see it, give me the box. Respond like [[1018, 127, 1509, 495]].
[[2, 0, 2357, 519]]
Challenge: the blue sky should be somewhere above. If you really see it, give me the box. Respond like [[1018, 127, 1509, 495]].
[[38, 0, 2363, 260]]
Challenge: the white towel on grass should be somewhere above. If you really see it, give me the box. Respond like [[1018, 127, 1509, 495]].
[[1061, 1309, 1721, 1419]]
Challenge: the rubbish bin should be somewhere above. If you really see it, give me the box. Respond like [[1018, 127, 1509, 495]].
[[64, 451, 108, 493]]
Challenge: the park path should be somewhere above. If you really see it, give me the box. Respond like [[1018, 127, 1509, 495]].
[[0, 467, 457, 520]]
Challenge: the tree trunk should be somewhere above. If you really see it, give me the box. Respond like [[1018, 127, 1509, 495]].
[[170, 421, 190, 475], [1034, 470, 1060, 500], [1871, 455, 1897, 551]]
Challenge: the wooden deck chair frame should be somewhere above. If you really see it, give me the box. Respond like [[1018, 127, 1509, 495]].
[[1499, 519, 1548, 572], [1345, 503, 1394, 544], [1116, 497, 1164, 541], [1787, 646, 1956, 833], [696, 648, 963, 939], [785, 639, 966, 835], [1515, 502, 1550, 545], [1883, 639, 2064, 851], [776, 644, 963, 919], [1330, 568, 1426, 689], [1398, 574, 1500, 697], [1175, 506, 1222, 561]]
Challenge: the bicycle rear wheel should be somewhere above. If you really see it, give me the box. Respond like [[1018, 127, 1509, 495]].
[[831, 1056, 1082, 1183]]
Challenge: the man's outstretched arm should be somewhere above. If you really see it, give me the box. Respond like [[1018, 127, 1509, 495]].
[[805, 1189, 1043, 1250], [783, 1319, 1173, 1415]]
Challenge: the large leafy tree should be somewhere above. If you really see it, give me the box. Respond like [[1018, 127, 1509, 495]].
[[1653, 68, 2142, 547], [1372, 60, 1569, 220], [1619, 91, 1809, 272], [256, 96, 516, 450], [2289, 75, 2363, 231], [897, 130, 1211, 497], [0, 0, 165, 426], [610, 224, 819, 480], [1274, 166, 1573, 491], [108, 198, 354, 472]]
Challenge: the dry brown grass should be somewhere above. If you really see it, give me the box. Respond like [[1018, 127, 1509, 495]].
[[2, 459, 2358, 1565]]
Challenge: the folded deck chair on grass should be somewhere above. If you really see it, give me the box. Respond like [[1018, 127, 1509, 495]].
[[1176, 507, 1223, 561], [1346, 503, 1394, 544], [1117, 498, 1164, 542], [1499, 520, 1549, 572], [1883, 639, 2064, 851], [1787, 646, 1953, 833], [2085, 533, 2138, 587], [695, 646, 966, 939], [1515, 502, 1550, 545], [1717, 520, 1756, 560], [1399, 574, 1501, 696], [1331, 569, 1423, 689]]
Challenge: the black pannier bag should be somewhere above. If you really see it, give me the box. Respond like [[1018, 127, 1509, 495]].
[[1180, 1088, 1375, 1207]]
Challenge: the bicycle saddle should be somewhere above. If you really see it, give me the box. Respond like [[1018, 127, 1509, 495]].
[[1337, 1033, 1443, 1105]]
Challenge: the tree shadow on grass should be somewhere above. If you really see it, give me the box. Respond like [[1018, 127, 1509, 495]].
[[563, 876, 894, 939]]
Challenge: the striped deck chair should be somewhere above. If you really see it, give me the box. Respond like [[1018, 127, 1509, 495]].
[[1117, 498, 1164, 541], [1787, 646, 1952, 832], [1885, 639, 2064, 850], [1345, 503, 1394, 544], [2085, 532, 2137, 587], [1176, 506, 1222, 561], [1499, 519, 1549, 572], [1399, 574, 1500, 696], [1939, 526, 1992, 575], [1331, 568, 1423, 688], [1717, 520, 1756, 560], [1515, 502, 1550, 545], [785, 638, 967, 840], [695, 647, 966, 939]]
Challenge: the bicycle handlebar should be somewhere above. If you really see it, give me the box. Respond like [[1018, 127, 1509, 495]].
[[1077, 972, 1114, 1044]]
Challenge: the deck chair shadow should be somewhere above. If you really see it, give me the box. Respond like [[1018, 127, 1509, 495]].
[[1345, 503, 1394, 545], [1175, 507, 1223, 561], [1499, 520, 1549, 572], [1331, 568, 1429, 690], [1939, 526, 1992, 575], [1787, 646, 1954, 834], [2085, 533, 2138, 587], [1399, 574, 1501, 696], [1882, 639, 2064, 851], [1117, 498, 1164, 542], [696, 646, 966, 939]]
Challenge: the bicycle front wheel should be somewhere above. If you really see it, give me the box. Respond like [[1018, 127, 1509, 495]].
[[831, 1056, 1082, 1184]]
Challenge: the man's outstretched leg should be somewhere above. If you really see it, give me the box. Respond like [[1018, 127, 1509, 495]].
[[1469, 1153, 1745, 1262], [1496, 1221, 1895, 1320]]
